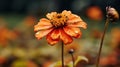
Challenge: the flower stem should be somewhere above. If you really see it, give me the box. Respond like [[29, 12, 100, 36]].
[[70, 53, 75, 67], [61, 42, 64, 67], [96, 18, 109, 67]]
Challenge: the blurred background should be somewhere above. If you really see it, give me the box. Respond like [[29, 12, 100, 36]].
[[0, 0, 120, 67]]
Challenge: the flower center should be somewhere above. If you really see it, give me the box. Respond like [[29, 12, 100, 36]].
[[50, 14, 68, 28]]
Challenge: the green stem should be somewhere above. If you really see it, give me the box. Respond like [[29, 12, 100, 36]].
[[96, 18, 109, 67], [70, 53, 75, 67], [61, 42, 64, 67]]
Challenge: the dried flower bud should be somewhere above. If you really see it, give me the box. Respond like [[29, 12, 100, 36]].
[[106, 6, 119, 22]]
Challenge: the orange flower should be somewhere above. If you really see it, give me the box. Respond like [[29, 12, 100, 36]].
[[100, 53, 117, 66], [0, 26, 17, 47], [34, 10, 87, 45], [86, 6, 103, 21], [0, 56, 6, 64], [23, 16, 36, 27], [91, 29, 102, 39], [27, 61, 38, 67], [111, 27, 120, 48]]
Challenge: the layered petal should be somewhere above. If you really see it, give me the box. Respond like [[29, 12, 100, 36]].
[[38, 18, 51, 25], [35, 28, 53, 40], [34, 18, 52, 31], [46, 12, 57, 19], [60, 29, 73, 45], [61, 10, 71, 16], [50, 29, 60, 40], [67, 14, 83, 23], [34, 10, 87, 46], [68, 21, 87, 29], [63, 26, 82, 38], [46, 32, 59, 46]]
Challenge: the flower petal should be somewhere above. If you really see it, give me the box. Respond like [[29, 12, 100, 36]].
[[68, 21, 87, 29], [50, 29, 60, 40], [35, 28, 53, 40], [67, 14, 83, 23], [63, 26, 82, 38], [62, 10, 71, 16], [46, 12, 57, 19], [34, 18, 52, 31], [46, 32, 59, 46], [38, 18, 51, 25], [60, 29, 73, 45]]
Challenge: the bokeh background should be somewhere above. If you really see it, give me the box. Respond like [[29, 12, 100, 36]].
[[0, 0, 120, 67]]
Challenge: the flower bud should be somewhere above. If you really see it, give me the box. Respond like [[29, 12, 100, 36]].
[[68, 49, 74, 54], [106, 6, 119, 22]]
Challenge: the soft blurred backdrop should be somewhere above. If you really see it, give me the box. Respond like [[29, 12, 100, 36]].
[[0, 0, 120, 67]]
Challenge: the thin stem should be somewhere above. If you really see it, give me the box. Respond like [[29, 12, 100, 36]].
[[70, 53, 75, 67], [61, 42, 64, 67], [96, 18, 109, 67]]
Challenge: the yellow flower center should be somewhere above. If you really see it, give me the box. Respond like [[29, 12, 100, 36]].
[[50, 13, 68, 28]]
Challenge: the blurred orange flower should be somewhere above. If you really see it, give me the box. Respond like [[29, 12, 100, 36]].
[[0, 56, 6, 64], [100, 52, 117, 66], [34, 10, 87, 45], [43, 61, 54, 67], [111, 27, 120, 48], [91, 29, 102, 39], [27, 61, 38, 67], [0, 26, 17, 47], [86, 6, 103, 21], [23, 16, 36, 27]]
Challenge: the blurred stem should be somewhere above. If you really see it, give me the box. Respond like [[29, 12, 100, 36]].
[[70, 53, 75, 67], [96, 18, 109, 67], [61, 42, 64, 67]]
